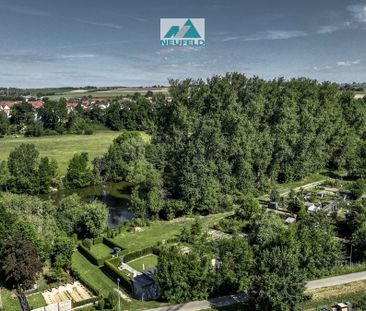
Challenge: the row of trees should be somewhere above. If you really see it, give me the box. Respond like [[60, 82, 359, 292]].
[[0, 94, 160, 137]]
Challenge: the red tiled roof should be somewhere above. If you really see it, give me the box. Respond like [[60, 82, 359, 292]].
[[0, 101, 20, 107], [29, 101, 43, 108]]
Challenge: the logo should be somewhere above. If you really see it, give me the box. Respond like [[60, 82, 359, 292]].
[[160, 18, 205, 47]]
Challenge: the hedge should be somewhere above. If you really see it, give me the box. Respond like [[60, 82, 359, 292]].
[[93, 237, 104, 245], [73, 296, 98, 308], [74, 271, 98, 295], [103, 237, 123, 250], [123, 246, 159, 263], [78, 244, 112, 266], [104, 259, 132, 292]]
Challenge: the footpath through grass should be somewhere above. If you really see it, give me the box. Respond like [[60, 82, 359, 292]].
[[0, 130, 149, 175]]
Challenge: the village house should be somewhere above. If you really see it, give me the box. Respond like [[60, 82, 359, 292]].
[[0, 101, 21, 118]]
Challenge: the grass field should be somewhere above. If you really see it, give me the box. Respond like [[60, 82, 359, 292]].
[[72, 251, 117, 297], [27, 292, 47, 309], [1, 288, 21, 311], [0, 130, 149, 175], [112, 212, 231, 254], [47, 87, 169, 100], [89, 243, 113, 260], [127, 254, 158, 272]]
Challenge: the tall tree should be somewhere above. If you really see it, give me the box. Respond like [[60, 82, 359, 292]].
[[7, 144, 40, 194], [1, 233, 42, 289], [64, 153, 94, 188]]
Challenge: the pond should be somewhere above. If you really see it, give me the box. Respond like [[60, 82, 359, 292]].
[[41, 182, 134, 227]]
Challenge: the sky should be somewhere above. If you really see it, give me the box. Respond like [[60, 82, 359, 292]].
[[1, 0, 366, 87]]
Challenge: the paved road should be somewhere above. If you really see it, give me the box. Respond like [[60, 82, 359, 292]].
[[306, 271, 366, 290], [144, 271, 366, 311]]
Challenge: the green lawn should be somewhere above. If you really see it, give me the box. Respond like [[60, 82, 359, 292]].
[[127, 254, 158, 272], [112, 212, 231, 254], [72, 251, 117, 297], [27, 292, 46, 309], [89, 243, 113, 260], [0, 131, 149, 175], [1, 288, 21, 311]]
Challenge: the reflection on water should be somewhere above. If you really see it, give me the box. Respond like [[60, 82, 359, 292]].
[[41, 182, 134, 227]]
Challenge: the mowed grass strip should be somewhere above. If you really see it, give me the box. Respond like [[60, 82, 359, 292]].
[[127, 254, 158, 272], [71, 250, 116, 297], [89, 243, 113, 260], [0, 131, 149, 175], [27, 292, 47, 309]]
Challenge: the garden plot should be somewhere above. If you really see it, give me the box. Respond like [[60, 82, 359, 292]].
[[42, 282, 93, 305], [127, 254, 158, 272]]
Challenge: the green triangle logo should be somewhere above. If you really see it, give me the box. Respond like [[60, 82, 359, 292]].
[[183, 19, 201, 38]]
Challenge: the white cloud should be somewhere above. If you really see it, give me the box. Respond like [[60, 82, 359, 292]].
[[336, 59, 360, 66], [223, 36, 240, 42], [348, 5, 366, 23], [243, 30, 307, 41], [74, 18, 122, 30], [317, 25, 340, 34]]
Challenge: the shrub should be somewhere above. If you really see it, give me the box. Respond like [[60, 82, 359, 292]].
[[93, 237, 103, 245], [83, 239, 92, 249], [84, 129, 94, 135], [107, 291, 119, 309], [96, 298, 105, 310]]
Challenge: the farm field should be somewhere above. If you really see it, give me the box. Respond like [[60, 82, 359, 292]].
[[47, 87, 169, 100], [0, 130, 149, 175]]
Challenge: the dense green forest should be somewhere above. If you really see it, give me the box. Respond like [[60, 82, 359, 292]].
[[148, 74, 366, 215]]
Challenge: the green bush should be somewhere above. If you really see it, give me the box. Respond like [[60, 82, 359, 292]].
[[107, 291, 119, 309], [72, 296, 98, 308], [103, 237, 122, 250], [96, 298, 105, 310], [84, 129, 94, 135], [93, 237, 104, 245], [83, 239, 92, 249]]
